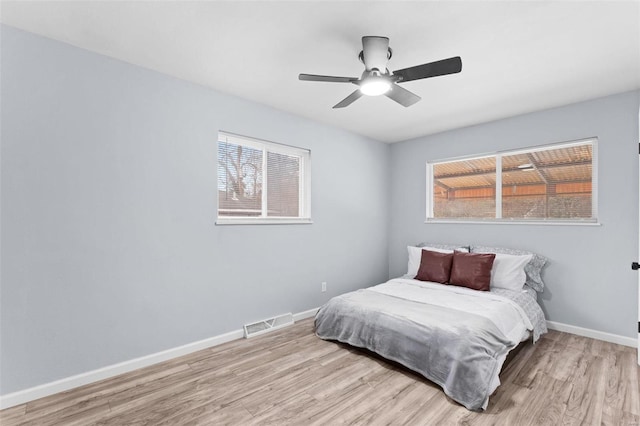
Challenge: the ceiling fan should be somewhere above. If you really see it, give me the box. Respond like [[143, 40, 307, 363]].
[[299, 36, 462, 109]]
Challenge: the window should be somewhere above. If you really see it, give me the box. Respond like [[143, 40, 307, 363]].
[[217, 132, 311, 224], [426, 138, 597, 224]]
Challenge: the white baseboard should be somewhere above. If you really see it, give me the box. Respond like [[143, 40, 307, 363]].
[[546, 320, 637, 348], [293, 307, 319, 322], [0, 306, 320, 410]]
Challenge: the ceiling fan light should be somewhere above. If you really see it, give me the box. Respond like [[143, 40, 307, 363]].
[[360, 77, 391, 96]]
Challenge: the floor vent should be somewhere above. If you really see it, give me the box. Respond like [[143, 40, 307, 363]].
[[244, 313, 294, 338]]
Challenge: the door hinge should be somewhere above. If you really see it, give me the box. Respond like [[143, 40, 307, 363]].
[[632, 262, 640, 270]]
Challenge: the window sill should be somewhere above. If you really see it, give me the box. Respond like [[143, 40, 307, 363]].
[[216, 218, 313, 226], [424, 219, 601, 226]]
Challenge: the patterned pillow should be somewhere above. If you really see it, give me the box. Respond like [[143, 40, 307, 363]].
[[471, 245, 547, 292], [417, 242, 470, 252]]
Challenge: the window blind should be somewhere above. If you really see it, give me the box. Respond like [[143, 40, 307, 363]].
[[217, 132, 310, 222]]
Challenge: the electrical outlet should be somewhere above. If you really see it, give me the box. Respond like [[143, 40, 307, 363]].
[[321, 282, 327, 292]]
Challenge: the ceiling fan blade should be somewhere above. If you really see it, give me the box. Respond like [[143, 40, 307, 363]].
[[333, 90, 363, 109], [393, 56, 462, 83], [361, 36, 390, 72], [299, 73, 358, 83], [385, 84, 421, 107]]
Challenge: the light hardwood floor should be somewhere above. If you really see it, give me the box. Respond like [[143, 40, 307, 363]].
[[1, 318, 638, 425]]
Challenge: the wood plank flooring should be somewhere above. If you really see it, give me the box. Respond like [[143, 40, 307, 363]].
[[1, 318, 638, 425]]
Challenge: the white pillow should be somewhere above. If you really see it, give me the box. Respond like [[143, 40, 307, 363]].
[[487, 253, 532, 291], [407, 246, 467, 277]]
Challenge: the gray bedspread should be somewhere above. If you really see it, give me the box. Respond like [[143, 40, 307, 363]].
[[315, 280, 540, 410]]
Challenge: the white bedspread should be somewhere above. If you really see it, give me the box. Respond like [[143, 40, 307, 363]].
[[370, 278, 533, 343]]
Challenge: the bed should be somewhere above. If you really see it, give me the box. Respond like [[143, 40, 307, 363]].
[[315, 244, 547, 411]]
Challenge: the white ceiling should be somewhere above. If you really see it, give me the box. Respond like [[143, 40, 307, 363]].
[[1, 1, 639, 143]]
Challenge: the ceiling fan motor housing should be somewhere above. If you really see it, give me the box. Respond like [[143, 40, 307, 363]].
[[359, 36, 392, 73]]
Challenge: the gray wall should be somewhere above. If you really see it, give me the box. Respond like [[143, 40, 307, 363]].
[[0, 25, 390, 394], [389, 90, 640, 339], [2, 23, 638, 397]]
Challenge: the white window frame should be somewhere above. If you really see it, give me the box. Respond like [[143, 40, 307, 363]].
[[216, 131, 312, 225], [425, 138, 599, 226]]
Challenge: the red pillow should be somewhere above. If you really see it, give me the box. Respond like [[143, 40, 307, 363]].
[[449, 251, 496, 291], [414, 249, 454, 284]]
